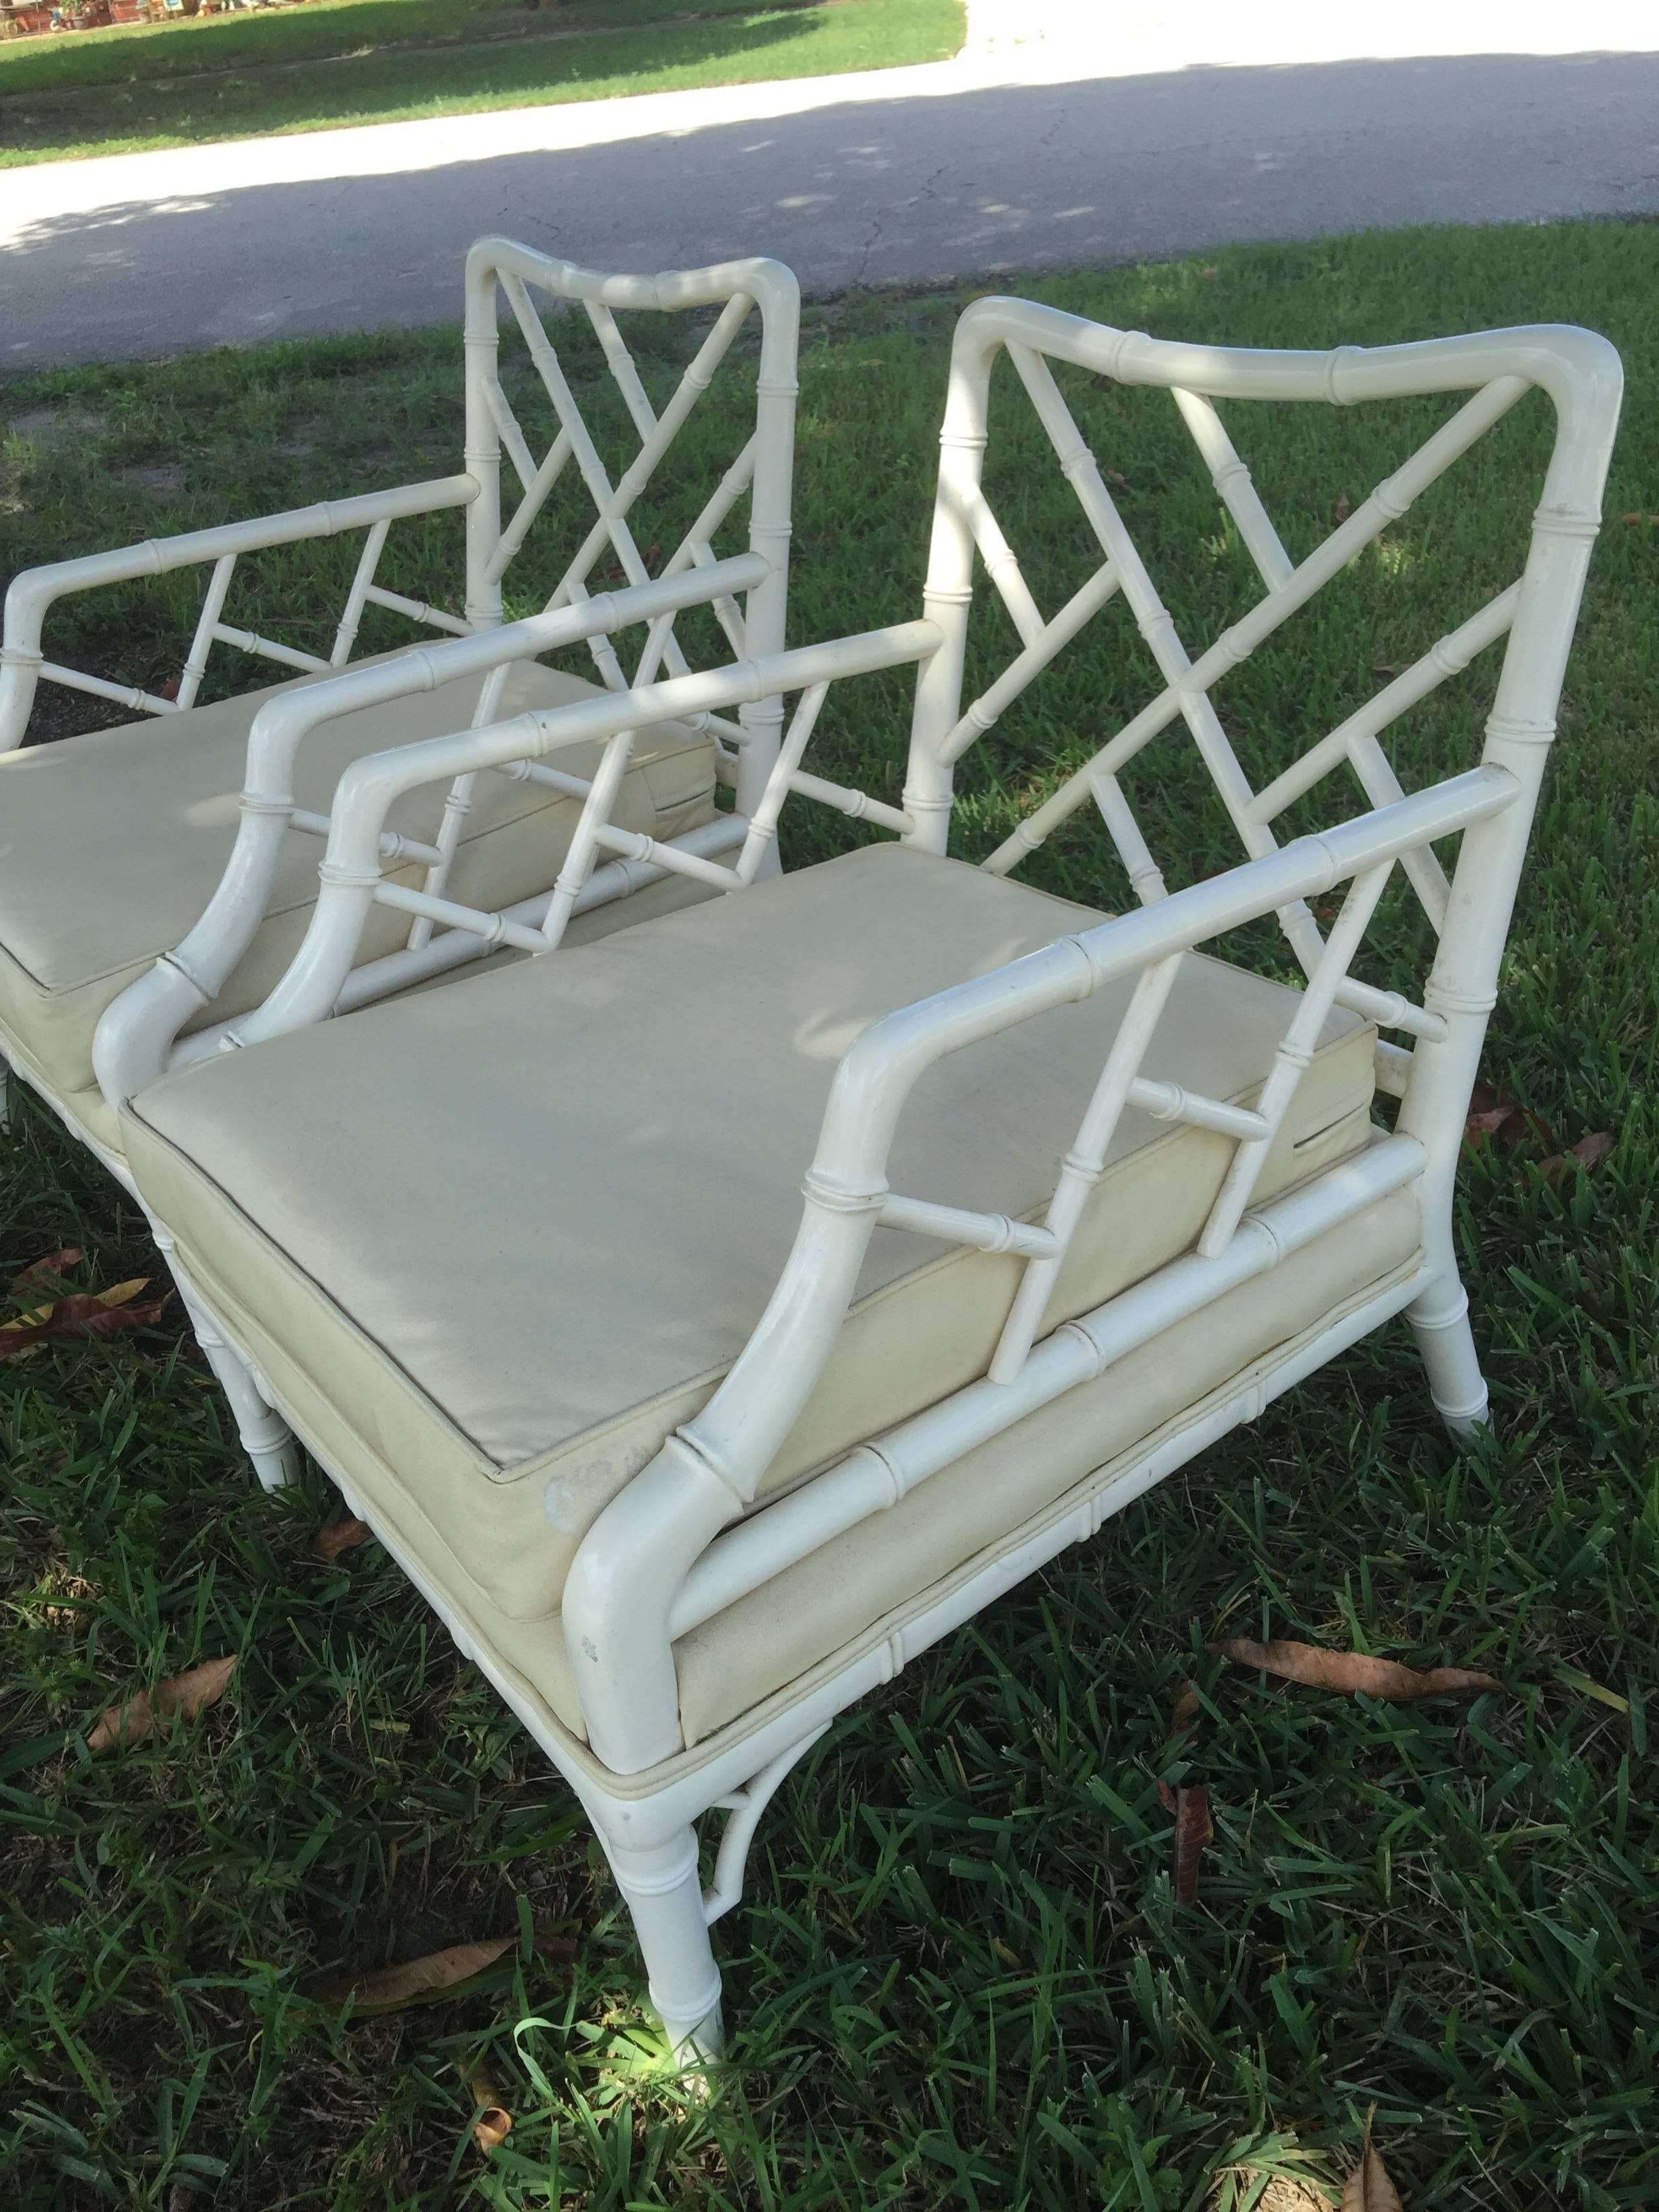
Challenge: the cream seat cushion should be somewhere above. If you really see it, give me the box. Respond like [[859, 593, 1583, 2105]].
[[121, 840, 1388, 1741], [0, 657, 716, 1107]]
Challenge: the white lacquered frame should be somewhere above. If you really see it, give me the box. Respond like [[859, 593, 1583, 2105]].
[[5, 241, 800, 1490], [107, 310, 1620, 2061], [3, 240, 799, 1143]]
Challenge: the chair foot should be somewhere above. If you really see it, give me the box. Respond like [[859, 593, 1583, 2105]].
[[1409, 1278, 1490, 1442], [606, 1830, 726, 2066]]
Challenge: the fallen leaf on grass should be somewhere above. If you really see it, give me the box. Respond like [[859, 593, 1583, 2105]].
[[0, 1279, 173, 1360], [1538, 1130, 1614, 1183], [1333, 492, 1353, 524], [312, 1935, 515, 2015], [1620, 512, 1658, 526], [87, 1653, 237, 1753], [1342, 2113, 1405, 2211], [309, 1929, 576, 2018], [1213, 1638, 1500, 1700], [1157, 1778, 1212, 1902], [312, 1517, 373, 1563], [1462, 1082, 1556, 1151], [1170, 1681, 1200, 1737], [8, 1246, 83, 1297], [467, 2068, 514, 2154]]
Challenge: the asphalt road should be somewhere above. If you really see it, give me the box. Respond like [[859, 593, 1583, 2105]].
[[3, 41, 1658, 370]]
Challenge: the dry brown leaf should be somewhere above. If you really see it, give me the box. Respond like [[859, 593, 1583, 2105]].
[[1463, 1084, 1523, 1141], [310, 1934, 516, 2016], [1619, 512, 1658, 526], [1333, 492, 1353, 524], [1462, 1085, 1557, 1153], [313, 1517, 373, 1563], [0, 1279, 172, 1360], [9, 1246, 83, 1297], [87, 1653, 237, 1753], [1105, 468, 1130, 489], [1341, 2114, 1406, 2212], [1200, 265, 1218, 279], [1172, 1783, 1212, 1904], [1170, 1681, 1200, 1737], [1372, 661, 1399, 680], [1214, 1637, 1500, 1701], [468, 2068, 514, 2155], [1538, 1129, 1614, 1183]]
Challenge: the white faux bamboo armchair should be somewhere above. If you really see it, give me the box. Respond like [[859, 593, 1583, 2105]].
[[2, 237, 798, 1483], [96, 299, 1620, 2060]]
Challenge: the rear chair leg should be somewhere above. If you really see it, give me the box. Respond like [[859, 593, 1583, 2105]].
[[149, 1221, 303, 1490], [605, 1830, 725, 2066], [184, 1290, 305, 1492], [1409, 1274, 1490, 1441]]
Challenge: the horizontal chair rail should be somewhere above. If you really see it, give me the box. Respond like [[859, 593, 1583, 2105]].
[[668, 1134, 1425, 1638]]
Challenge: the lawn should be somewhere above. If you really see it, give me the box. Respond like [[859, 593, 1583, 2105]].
[[1, 218, 1656, 2209], [0, 0, 965, 167]]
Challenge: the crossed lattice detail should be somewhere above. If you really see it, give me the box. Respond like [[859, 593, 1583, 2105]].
[[268, 267, 817, 998], [384, 273, 769, 956], [862, 346, 1544, 1366], [963, 346, 1527, 947]]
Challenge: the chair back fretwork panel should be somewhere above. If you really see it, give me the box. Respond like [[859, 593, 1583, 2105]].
[[273, 247, 802, 974], [890, 304, 1617, 1366]]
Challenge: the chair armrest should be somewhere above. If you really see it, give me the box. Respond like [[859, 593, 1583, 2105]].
[[207, 614, 941, 1051], [91, 554, 790, 1107], [0, 474, 476, 746], [562, 762, 1521, 1771]]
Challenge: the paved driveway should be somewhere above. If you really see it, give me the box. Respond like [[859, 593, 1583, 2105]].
[[2, 9, 1656, 369]]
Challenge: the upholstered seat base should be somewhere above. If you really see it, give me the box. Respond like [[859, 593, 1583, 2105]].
[[207, 1192, 1419, 1763]]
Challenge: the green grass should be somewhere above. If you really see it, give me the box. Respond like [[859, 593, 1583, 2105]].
[[3, 218, 1657, 2209], [0, 0, 965, 167]]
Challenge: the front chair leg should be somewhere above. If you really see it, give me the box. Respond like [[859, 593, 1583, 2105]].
[[1409, 1273, 1491, 1441], [605, 1830, 726, 2064]]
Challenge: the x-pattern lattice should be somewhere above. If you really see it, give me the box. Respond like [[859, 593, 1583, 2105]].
[[946, 350, 1536, 1024], [872, 346, 1544, 1364], [314, 269, 798, 977]]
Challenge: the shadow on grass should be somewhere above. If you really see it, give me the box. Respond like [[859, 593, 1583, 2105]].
[[2, 52, 1657, 370], [0, 4, 830, 160]]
